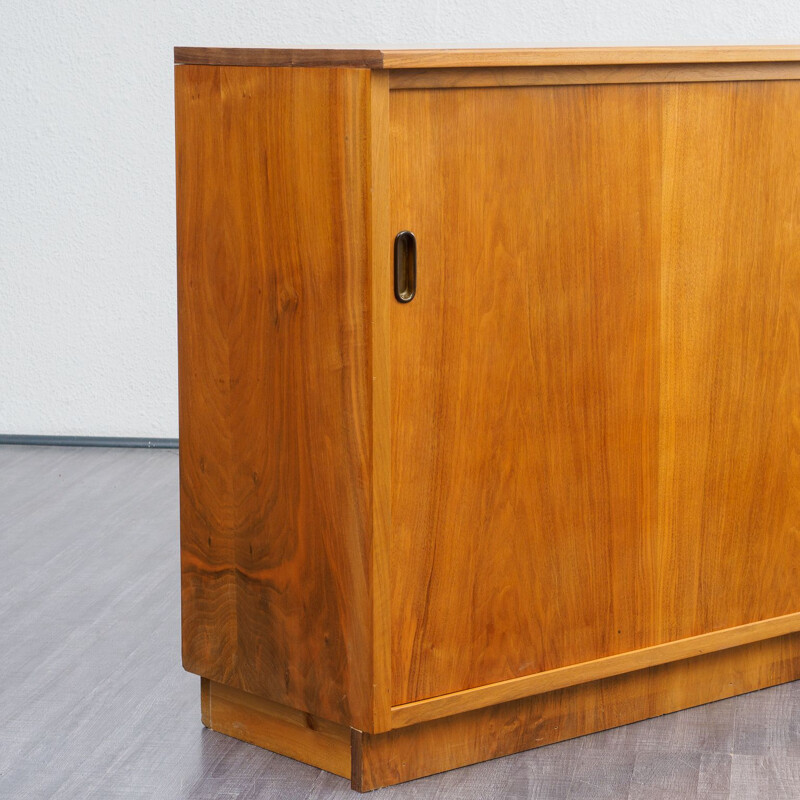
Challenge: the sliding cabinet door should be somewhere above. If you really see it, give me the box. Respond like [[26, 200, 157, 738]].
[[389, 81, 800, 706]]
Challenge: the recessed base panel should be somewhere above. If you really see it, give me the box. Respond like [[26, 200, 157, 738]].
[[201, 631, 800, 792]]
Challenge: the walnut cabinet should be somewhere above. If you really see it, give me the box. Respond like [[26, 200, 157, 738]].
[[175, 46, 800, 790]]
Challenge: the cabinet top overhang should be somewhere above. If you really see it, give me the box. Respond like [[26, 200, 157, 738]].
[[174, 45, 800, 70]]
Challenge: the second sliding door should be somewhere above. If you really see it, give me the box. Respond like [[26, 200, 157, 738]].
[[389, 81, 800, 706]]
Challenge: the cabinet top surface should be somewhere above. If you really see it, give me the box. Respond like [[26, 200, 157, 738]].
[[174, 45, 800, 69]]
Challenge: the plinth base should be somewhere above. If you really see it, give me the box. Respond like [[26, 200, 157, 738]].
[[201, 631, 800, 791]]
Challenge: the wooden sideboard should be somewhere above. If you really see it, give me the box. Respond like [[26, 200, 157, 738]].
[[174, 46, 800, 791]]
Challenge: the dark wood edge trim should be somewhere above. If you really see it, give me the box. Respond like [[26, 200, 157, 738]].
[[350, 729, 364, 792], [174, 47, 384, 68]]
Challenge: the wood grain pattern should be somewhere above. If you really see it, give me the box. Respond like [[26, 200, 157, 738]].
[[390, 82, 663, 705], [200, 674, 211, 727], [355, 632, 800, 790], [388, 62, 800, 90], [389, 80, 800, 707], [5, 445, 800, 797], [656, 80, 800, 640], [379, 45, 800, 69], [202, 678, 352, 778], [174, 45, 800, 69], [176, 56, 800, 785], [174, 47, 384, 68], [176, 64, 378, 728], [390, 611, 800, 727], [367, 69, 393, 734]]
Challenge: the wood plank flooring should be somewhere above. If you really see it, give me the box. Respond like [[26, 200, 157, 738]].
[[0, 445, 797, 798]]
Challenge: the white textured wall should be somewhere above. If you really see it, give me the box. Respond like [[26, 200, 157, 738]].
[[1, 2, 799, 437]]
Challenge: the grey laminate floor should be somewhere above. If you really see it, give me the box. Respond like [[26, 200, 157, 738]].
[[0, 445, 798, 799]]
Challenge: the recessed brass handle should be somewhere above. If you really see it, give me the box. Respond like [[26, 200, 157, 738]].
[[394, 231, 416, 303]]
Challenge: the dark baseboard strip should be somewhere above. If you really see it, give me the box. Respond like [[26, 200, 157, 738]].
[[0, 435, 179, 449]]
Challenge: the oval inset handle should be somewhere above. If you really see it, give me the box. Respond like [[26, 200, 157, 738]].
[[394, 231, 416, 303]]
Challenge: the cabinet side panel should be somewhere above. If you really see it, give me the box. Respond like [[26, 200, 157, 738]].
[[176, 65, 374, 727]]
